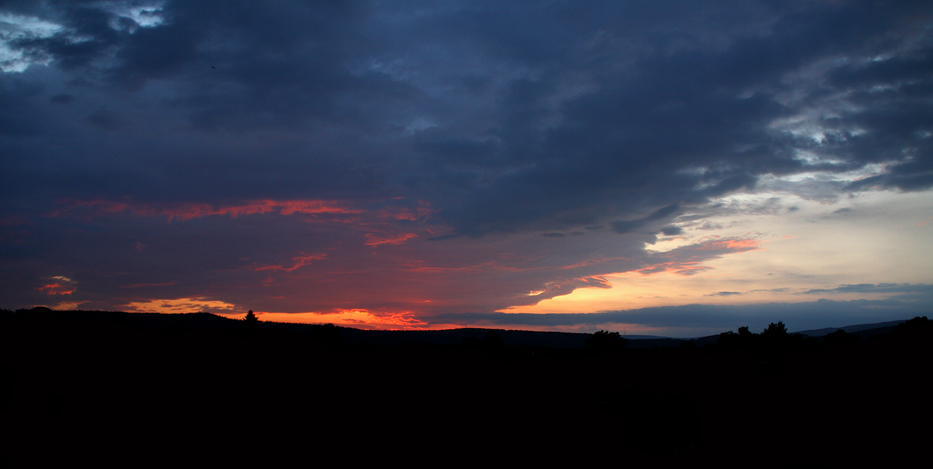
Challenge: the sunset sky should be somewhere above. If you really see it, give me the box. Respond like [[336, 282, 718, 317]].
[[2, 0, 932, 337]]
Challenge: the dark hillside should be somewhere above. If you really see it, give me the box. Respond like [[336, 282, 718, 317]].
[[1, 309, 929, 465]]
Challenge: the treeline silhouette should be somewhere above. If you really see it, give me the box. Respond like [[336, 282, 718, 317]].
[[1, 308, 929, 465]]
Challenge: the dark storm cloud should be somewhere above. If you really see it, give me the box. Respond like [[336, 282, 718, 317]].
[[414, 1, 932, 234], [4, 1, 932, 224]]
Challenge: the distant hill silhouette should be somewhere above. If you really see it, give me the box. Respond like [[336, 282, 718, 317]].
[[793, 319, 908, 337], [2, 307, 920, 349], [2, 308, 929, 465]]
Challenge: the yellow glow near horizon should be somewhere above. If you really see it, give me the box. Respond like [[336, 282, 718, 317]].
[[222, 309, 456, 330], [503, 189, 933, 318]]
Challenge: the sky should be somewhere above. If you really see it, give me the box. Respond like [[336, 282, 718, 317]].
[[2, 0, 932, 337]]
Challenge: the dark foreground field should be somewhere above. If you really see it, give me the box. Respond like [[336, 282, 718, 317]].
[[2, 308, 930, 465]]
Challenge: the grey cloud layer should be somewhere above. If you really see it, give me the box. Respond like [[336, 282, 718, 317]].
[[2, 1, 931, 234]]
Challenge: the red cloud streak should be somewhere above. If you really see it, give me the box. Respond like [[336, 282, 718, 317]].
[[51, 199, 361, 221], [37, 283, 75, 295]]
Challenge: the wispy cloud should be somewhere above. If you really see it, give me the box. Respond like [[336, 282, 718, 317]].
[[799, 283, 933, 295], [255, 253, 327, 272]]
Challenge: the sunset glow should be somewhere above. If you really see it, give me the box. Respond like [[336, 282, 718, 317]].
[[3, 1, 932, 336]]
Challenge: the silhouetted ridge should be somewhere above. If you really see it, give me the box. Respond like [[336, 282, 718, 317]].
[[2, 308, 929, 465]]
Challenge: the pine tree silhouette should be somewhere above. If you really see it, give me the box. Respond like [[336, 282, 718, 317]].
[[244, 310, 259, 324]]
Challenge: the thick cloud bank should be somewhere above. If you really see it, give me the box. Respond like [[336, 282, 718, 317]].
[[2, 1, 932, 334]]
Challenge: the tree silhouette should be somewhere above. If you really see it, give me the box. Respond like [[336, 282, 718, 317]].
[[761, 321, 787, 337], [716, 330, 738, 346], [718, 326, 754, 348], [244, 310, 259, 323], [585, 330, 627, 353], [241, 310, 260, 333], [894, 316, 930, 337]]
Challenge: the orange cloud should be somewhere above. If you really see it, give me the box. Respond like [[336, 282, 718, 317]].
[[124, 297, 237, 314], [635, 262, 715, 276], [916, 216, 933, 227], [689, 238, 761, 252], [49, 301, 86, 310], [576, 276, 613, 288]]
